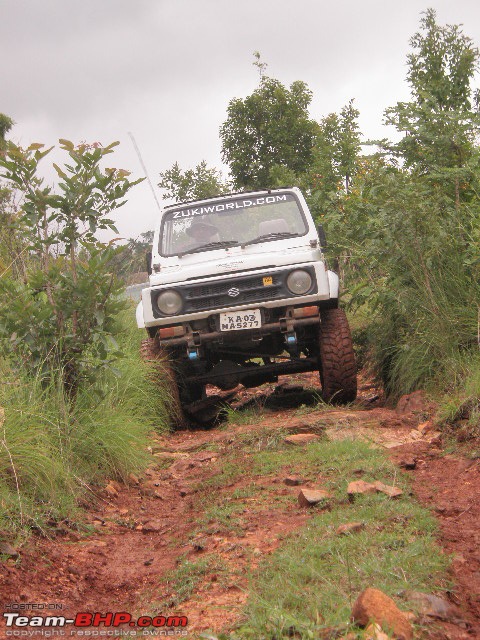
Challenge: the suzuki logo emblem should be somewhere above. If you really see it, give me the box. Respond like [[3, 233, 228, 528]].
[[227, 287, 240, 297]]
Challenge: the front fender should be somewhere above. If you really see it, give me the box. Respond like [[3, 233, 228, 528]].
[[136, 301, 145, 329], [327, 270, 339, 300]]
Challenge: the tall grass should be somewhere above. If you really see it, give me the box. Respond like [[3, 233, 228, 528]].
[[364, 258, 480, 400], [0, 310, 170, 536]]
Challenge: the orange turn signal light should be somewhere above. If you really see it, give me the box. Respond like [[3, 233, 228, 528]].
[[293, 306, 319, 318], [159, 326, 185, 339]]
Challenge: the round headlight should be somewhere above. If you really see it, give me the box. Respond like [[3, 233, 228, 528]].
[[157, 289, 183, 315], [286, 269, 312, 295]]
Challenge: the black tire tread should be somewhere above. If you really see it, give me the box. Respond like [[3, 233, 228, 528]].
[[319, 308, 357, 404]]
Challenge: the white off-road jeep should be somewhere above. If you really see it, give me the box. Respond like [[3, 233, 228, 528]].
[[136, 187, 356, 424]]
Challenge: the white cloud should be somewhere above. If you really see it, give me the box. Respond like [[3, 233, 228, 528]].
[[1, 0, 480, 239]]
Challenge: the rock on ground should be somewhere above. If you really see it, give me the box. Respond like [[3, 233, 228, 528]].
[[351, 587, 413, 640]]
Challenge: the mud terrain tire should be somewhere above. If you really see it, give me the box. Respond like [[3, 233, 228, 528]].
[[318, 308, 357, 404], [140, 338, 187, 429]]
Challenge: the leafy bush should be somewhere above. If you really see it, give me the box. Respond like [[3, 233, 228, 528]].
[[0, 140, 141, 397]]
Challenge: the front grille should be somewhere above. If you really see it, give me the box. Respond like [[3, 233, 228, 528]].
[[185, 274, 284, 311], [151, 267, 317, 318]]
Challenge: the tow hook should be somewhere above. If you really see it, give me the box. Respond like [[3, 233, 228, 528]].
[[285, 332, 297, 346], [187, 347, 200, 361]]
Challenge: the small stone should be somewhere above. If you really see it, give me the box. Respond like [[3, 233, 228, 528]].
[[417, 421, 433, 434], [373, 481, 403, 498], [170, 458, 196, 474], [284, 477, 302, 486], [118, 508, 129, 515], [285, 433, 321, 445], [395, 390, 427, 415], [351, 587, 413, 640], [67, 565, 81, 576], [398, 458, 417, 470], [192, 537, 207, 552], [402, 590, 464, 622], [336, 522, 365, 536], [128, 473, 140, 485], [347, 480, 402, 499], [0, 543, 19, 558], [142, 520, 165, 533], [298, 488, 332, 508], [139, 487, 157, 497], [105, 483, 118, 498], [427, 432, 442, 446], [347, 480, 378, 497], [193, 451, 217, 462], [144, 558, 154, 566]]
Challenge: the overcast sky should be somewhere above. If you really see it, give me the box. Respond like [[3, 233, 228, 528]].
[[2, 0, 480, 241]]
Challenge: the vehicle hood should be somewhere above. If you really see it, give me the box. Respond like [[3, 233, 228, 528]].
[[149, 241, 323, 287]]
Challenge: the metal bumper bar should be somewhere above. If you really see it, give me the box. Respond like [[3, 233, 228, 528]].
[[158, 316, 320, 348]]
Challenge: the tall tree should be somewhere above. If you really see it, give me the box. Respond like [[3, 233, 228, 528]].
[[304, 100, 361, 224], [0, 113, 13, 151], [383, 8, 480, 203], [327, 11, 480, 396], [0, 114, 23, 278], [220, 58, 319, 190], [158, 160, 229, 203]]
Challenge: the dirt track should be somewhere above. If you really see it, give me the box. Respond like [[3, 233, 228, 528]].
[[0, 372, 478, 639]]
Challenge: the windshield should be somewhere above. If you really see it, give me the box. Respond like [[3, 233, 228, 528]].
[[159, 193, 308, 257]]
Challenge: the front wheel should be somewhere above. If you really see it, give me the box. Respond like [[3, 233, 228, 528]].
[[318, 308, 357, 404]]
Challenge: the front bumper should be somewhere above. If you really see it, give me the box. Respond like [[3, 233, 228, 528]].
[[140, 262, 333, 329], [157, 313, 320, 348]]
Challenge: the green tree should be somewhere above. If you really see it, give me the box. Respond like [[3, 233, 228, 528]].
[[326, 11, 480, 396], [111, 230, 154, 280], [0, 140, 142, 397], [220, 60, 319, 190], [158, 160, 229, 203], [0, 113, 13, 151], [303, 100, 361, 227], [0, 114, 25, 279], [383, 8, 480, 203]]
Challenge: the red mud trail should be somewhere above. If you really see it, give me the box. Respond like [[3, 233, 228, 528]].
[[0, 372, 478, 639]]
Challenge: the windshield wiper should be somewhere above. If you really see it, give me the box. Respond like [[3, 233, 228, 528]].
[[241, 232, 300, 248], [177, 240, 239, 257]]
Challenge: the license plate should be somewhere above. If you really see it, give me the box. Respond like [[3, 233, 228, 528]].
[[219, 309, 262, 331]]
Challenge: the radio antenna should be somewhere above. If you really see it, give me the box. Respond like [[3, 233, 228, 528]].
[[128, 131, 162, 212]]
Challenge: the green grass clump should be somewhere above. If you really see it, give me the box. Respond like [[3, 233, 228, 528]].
[[0, 311, 170, 536], [153, 555, 226, 610], [230, 439, 448, 639], [436, 352, 480, 440], [223, 403, 265, 426]]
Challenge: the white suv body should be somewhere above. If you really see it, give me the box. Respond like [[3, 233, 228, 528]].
[[137, 187, 356, 420]]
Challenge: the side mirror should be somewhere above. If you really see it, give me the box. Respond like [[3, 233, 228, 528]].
[[146, 251, 152, 276], [317, 224, 327, 250]]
